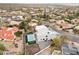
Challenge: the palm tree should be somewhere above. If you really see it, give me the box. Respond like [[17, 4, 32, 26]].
[[19, 21, 29, 33], [51, 35, 68, 52], [51, 37, 62, 49], [19, 21, 29, 55]]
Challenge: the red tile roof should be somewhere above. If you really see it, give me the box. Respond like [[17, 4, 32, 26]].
[[0, 27, 18, 40], [10, 27, 18, 33]]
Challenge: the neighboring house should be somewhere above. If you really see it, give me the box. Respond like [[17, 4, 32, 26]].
[[62, 43, 79, 55], [35, 25, 59, 42], [55, 20, 73, 30], [49, 19, 56, 23], [28, 19, 38, 27], [56, 20, 65, 25], [12, 16, 23, 21], [62, 35, 79, 55], [1, 16, 11, 23], [28, 22, 37, 27], [9, 20, 21, 25], [61, 23, 73, 29], [7, 18, 12, 22], [74, 25, 79, 30], [0, 26, 18, 41], [71, 19, 79, 24]]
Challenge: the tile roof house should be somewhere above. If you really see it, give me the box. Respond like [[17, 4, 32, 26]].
[[56, 20, 65, 25], [56, 20, 73, 29], [61, 23, 73, 29], [71, 19, 79, 24], [0, 26, 18, 41]]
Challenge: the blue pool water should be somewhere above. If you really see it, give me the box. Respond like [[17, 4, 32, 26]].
[[27, 34, 36, 41]]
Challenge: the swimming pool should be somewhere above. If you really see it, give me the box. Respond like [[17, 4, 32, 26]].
[[27, 34, 36, 42]]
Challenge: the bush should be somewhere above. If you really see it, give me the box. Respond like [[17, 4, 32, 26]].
[[0, 43, 6, 54], [27, 32, 33, 34], [73, 29, 79, 34], [14, 31, 22, 37], [19, 21, 26, 29], [0, 50, 3, 55], [75, 12, 79, 17], [28, 41, 36, 44], [0, 44, 6, 51]]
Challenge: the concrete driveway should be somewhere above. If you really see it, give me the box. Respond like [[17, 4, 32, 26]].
[[36, 40, 51, 50]]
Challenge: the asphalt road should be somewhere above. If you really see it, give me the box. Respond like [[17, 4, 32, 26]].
[[43, 21, 79, 43], [49, 24, 79, 43]]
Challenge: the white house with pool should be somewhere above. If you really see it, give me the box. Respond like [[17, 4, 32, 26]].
[[26, 25, 59, 44]]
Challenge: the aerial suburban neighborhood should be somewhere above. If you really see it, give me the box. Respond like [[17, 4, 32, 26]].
[[0, 4, 79, 55]]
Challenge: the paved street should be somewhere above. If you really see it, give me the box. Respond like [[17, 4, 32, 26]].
[[46, 22, 79, 43]]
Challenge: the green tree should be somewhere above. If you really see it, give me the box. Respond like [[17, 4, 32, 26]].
[[19, 21, 29, 32], [0, 44, 6, 51], [75, 12, 79, 17], [19, 21, 26, 29], [14, 31, 22, 37], [64, 18, 71, 23]]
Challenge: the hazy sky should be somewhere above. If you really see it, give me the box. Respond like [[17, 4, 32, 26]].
[[0, 0, 79, 3]]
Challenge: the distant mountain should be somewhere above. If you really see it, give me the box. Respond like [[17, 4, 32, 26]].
[[0, 3, 79, 9]]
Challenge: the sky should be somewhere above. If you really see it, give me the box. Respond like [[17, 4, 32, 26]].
[[0, 0, 79, 3]]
